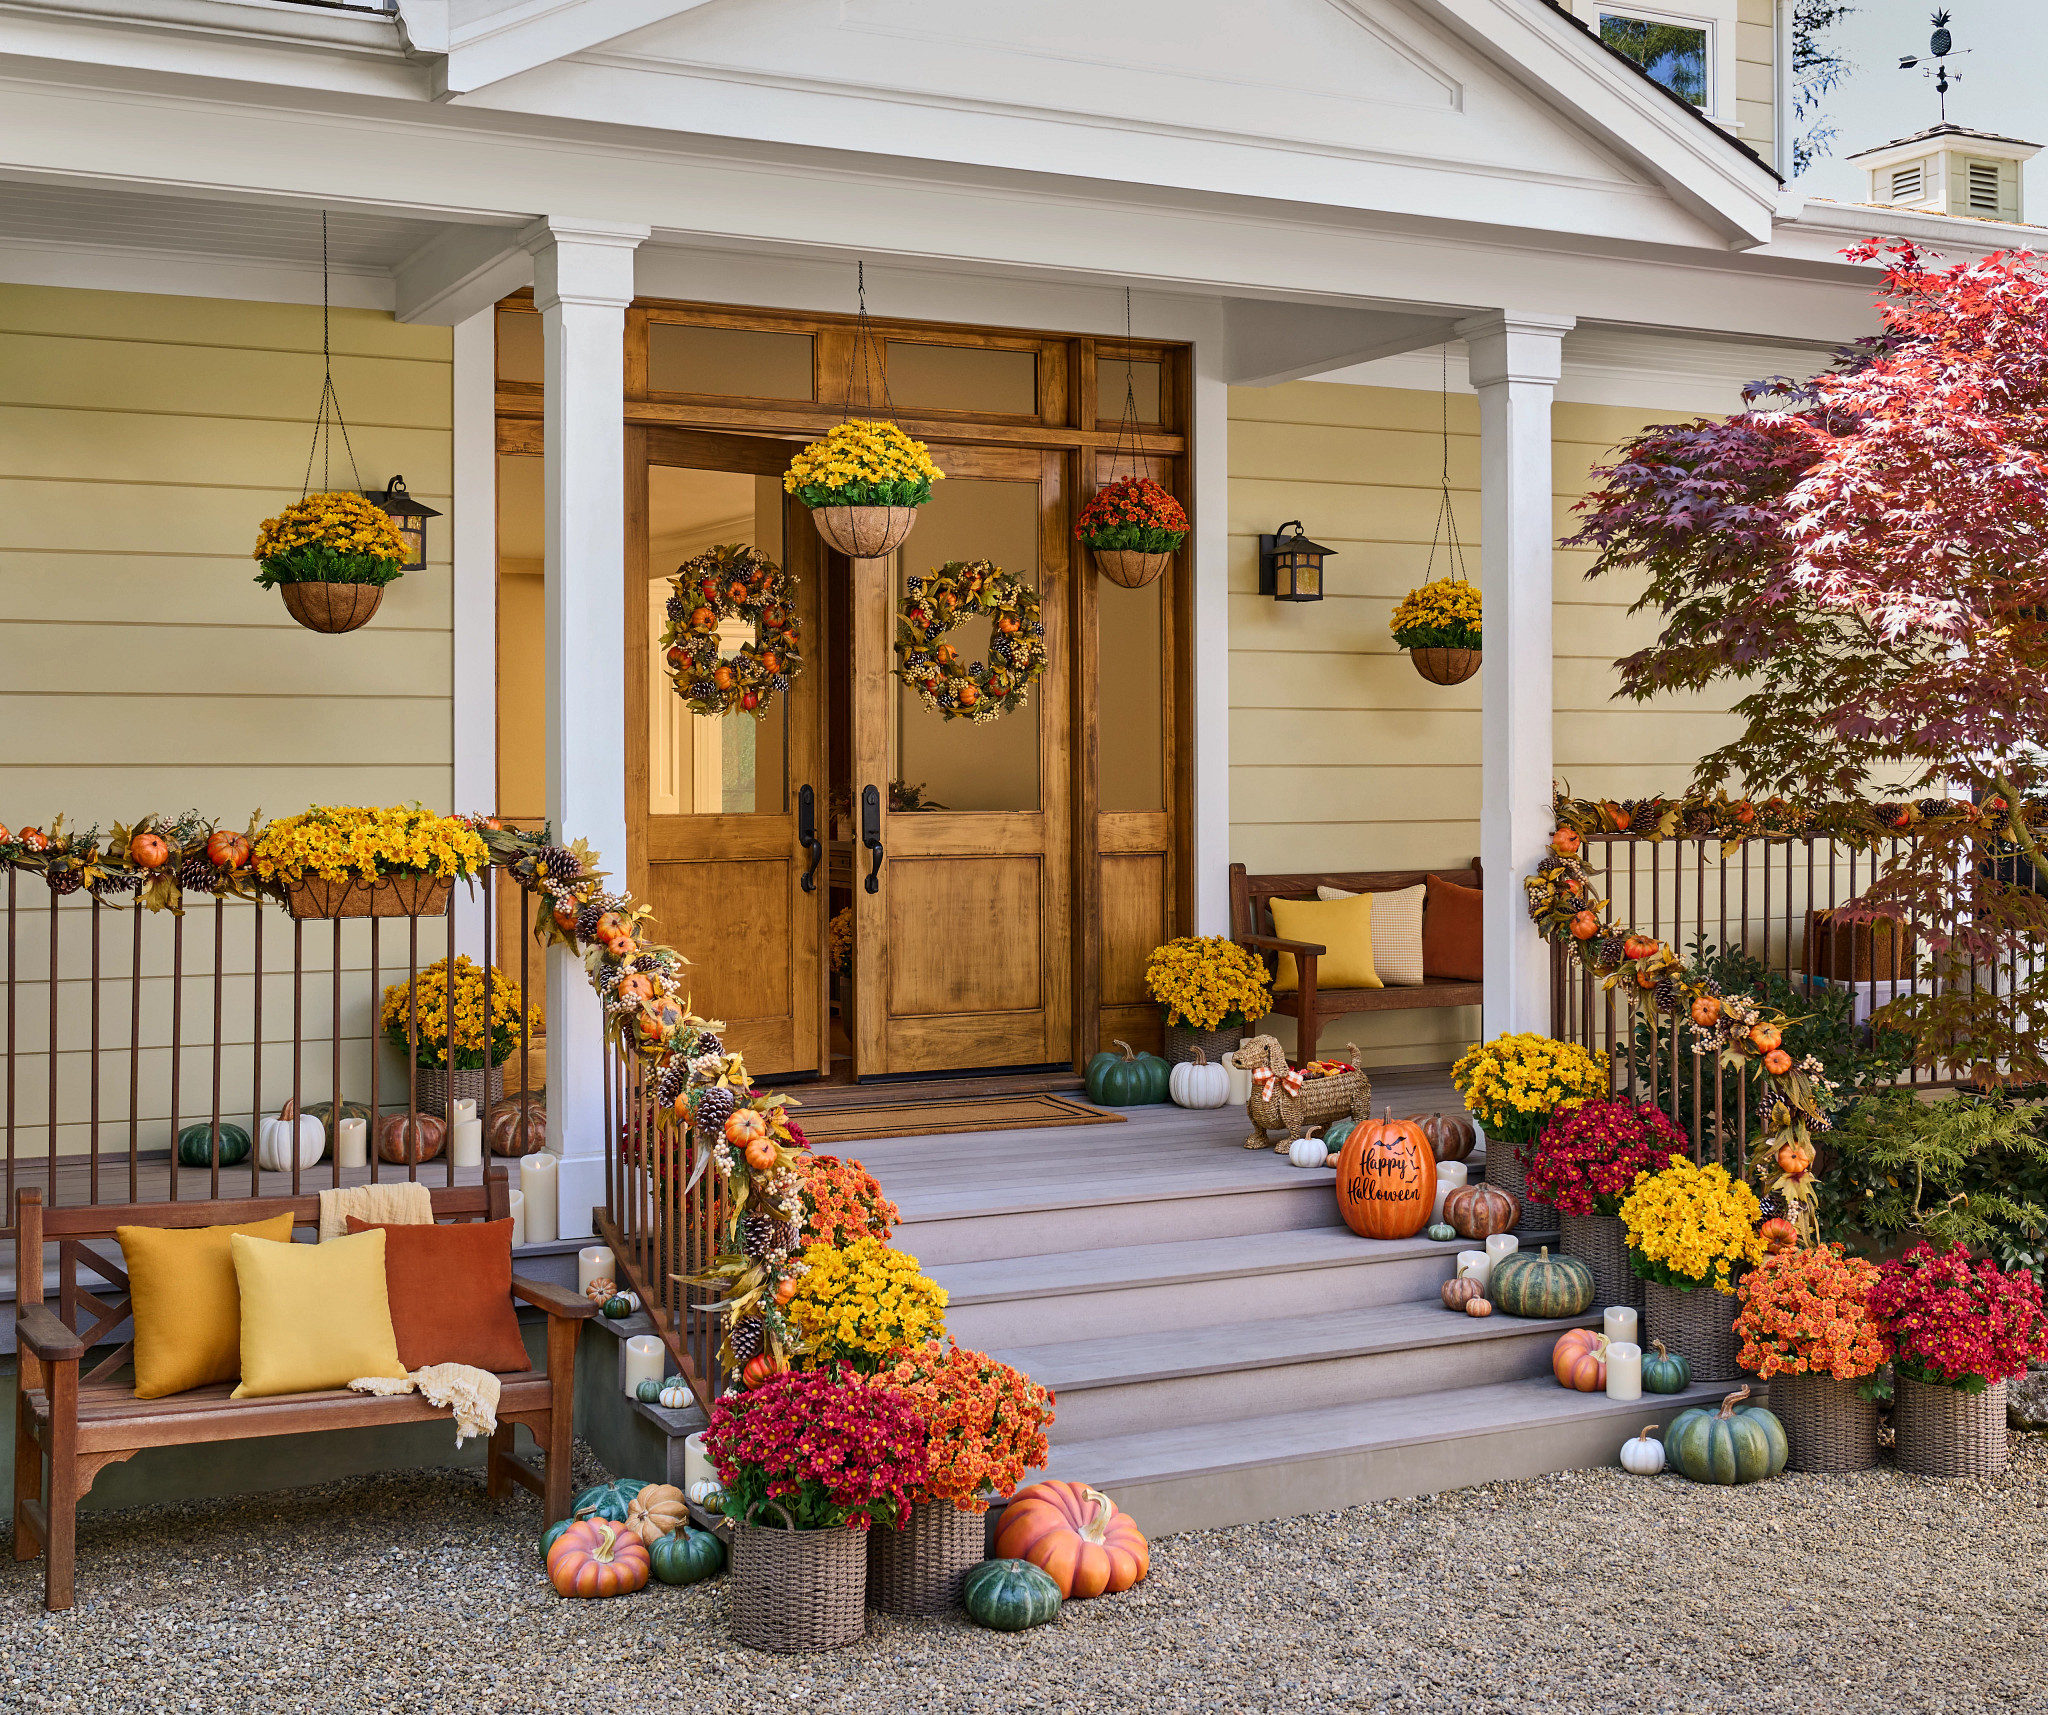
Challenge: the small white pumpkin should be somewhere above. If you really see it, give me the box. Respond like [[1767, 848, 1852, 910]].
[[1168, 1047, 1232, 1109], [1287, 1136, 1329, 1170], [686, 1478, 725, 1508], [258, 1101, 325, 1173], [658, 1380, 694, 1410], [1620, 1424, 1666, 1476]]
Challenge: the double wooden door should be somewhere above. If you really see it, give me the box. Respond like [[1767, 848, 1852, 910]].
[[627, 432, 1070, 1079]]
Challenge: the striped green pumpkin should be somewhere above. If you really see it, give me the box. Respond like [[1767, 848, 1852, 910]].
[[1486, 1246, 1595, 1319], [1667, 1387, 1788, 1485], [964, 1558, 1063, 1632]]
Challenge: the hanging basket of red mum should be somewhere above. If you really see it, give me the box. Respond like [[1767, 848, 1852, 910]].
[[1076, 476, 1188, 589]]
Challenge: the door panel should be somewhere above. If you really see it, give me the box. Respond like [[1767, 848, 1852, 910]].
[[885, 856, 1043, 1017]]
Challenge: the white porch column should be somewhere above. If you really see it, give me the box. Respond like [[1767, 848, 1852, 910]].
[[1455, 312, 1574, 1040], [527, 215, 647, 1239]]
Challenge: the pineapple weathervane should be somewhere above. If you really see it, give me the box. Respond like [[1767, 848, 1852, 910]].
[[1898, 10, 1971, 125]]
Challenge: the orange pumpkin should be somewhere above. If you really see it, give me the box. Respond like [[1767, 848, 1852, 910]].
[[1636, 967, 1660, 989], [552, 903, 580, 935], [1749, 1022, 1783, 1053], [617, 973, 658, 1006], [18, 828, 48, 852], [206, 829, 251, 869], [1760, 1216, 1799, 1252], [724, 1108, 769, 1148], [1551, 828, 1582, 857], [593, 912, 629, 943], [1334, 1111, 1436, 1241], [547, 1518, 651, 1599], [1443, 1182, 1520, 1241], [1412, 1111, 1477, 1164], [1763, 1048, 1793, 1076], [993, 1481, 1148, 1600], [1570, 911, 1600, 941], [773, 1274, 799, 1307], [1465, 1297, 1494, 1318], [1552, 1328, 1609, 1392], [743, 1136, 778, 1172], [741, 1350, 789, 1389], [1691, 995, 1723, 1027], [128, 832, 170, 869], [1776, 1138, 1815, 1177], [1623, 934, 1659, 962], [606, 938, 640, 963]]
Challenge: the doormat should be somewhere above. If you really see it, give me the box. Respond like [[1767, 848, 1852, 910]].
[[793, 1092, 1124, 1143]]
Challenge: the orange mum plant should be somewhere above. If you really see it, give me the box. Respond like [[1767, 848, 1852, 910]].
[[797, 1153, 900, 1249], [1734, 1243, 1892, 1381], [876, 1341, 1056, 1513]]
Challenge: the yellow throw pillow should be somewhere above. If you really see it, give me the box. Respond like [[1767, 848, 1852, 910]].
[[230, 1228, 408, 1399], [1267, 892, 1383, 992], [118, 1215, 297, 1400], [1319, 881, 1426, 986]]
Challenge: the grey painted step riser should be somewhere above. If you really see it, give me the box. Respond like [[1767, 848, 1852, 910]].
[[895, 1182, 1346, 1266], [1041, 1324, 1578, 1444], [943, 1254, 1455, 1348]]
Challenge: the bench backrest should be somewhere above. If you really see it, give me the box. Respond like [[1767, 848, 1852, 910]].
[[1229, 859, 1482, 944]]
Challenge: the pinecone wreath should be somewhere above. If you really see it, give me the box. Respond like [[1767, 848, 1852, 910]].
[[727, 1317, 764, 1365]]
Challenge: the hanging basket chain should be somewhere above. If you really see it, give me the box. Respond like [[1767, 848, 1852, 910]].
[[298, 211, 367, 504], [1108, 286, 1144, 485], [1424, 342, 1469, 586], [841, 259, 899, 426]]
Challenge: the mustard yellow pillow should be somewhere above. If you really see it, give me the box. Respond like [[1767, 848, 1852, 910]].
[[230, 1228, 407, 1398], [118, 1215, 297, 1400], [1268, 892, 1383, 992]]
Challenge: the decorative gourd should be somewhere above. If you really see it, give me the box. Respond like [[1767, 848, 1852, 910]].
[[540, 1518, 571, 1564], [546, 1517, 651, 1598], [1287, 1136, 1329, 1170], [570, 1477, 660, 1525], [1334, 1111, 1436, 1241], [301, 1098, 372, 1139], [686, 1478, 726, 1508], [635, 1378, 662, 1404], [625, 1483, 688, 1545], [1642, 1339, 1691, 1395], [584, 1277, 618, 1305], [487, 1093, 548, 1157], [992, 1481, 1149, 1599], [258, 1101, 325, 1172], [741, 1350, 790, 1389], [1411, 1111, 1477, 1164], [1551, 1327, 1609, 1391], [1426, 1221, 1458, 1242], [648, 1526, 725, 1586], [658, 1381, 694, 1410], [602, 1293, 639, 1319], [1620, 1425, 1667, 1475], [1442, 1277, 1486, 1312], [1489, 1247, 1596, 1319], [963, 1558, 1064, 1632], [176, 1121, 253, 1169], [724, 1108, 769, 1148], [1168, 1048, 1232, 1110], [1464, 1297, 1493, 1317], [375, 1109, 445, 1165], [1323, 1115, 1358, 1155], [1443, 1182, 1519, 1241], [1666, 1386, 1789, 1486], [1085, 1040, 1171, 1107]]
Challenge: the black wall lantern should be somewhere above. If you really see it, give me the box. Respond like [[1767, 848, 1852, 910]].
[[368, 475, 441, 572], [1258, 520, 1332, 602]]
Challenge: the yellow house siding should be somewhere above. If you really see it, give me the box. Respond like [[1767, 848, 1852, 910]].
[[1736, 0, 1777, 165]]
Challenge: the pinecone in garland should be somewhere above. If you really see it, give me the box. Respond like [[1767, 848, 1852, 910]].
[[575, 901, 606, 941], [780, 1220, 803, 1254], [695, 1032, 724, 1061], [1653, 975, 1685, 1015], [632, 953, 661, 973], [92, 871, 140, 898], [177, 855, 218, 896], [742, 1214, 778, 1258], [727, 1317, 764, 1365], [1596, 935, 1630, 970], [539, 845, 583, 884], [46, 864, 85, 896], [654, 1061, 688, 1108], [1916, 796, 1956, 819], [695, 1084, 737, 1136]]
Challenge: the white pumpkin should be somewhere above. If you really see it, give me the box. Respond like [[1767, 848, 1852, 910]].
[[1168, 1048, 1232, 1109], [1287, 1136, 1329, 1169], [687, 1478, 725, 1508], [1620, 1425, 1666, 1476], [658, 1380, 694, 1410], [258, 1102, 325, 1172]]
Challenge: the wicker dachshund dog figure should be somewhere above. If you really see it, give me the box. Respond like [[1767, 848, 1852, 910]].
[[1236, 1034, 1372, 1150]]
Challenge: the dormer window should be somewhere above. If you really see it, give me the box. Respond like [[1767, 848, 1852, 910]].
[[1599, 11, 1710, 109]]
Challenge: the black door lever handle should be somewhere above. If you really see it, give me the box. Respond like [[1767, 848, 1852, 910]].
[[797, 785, 822, 893], [860, 784, 885, 895]]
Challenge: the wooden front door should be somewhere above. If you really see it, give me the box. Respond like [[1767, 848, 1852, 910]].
[[626, 427, 825, 1078], [848, 446, 1071, 1075]]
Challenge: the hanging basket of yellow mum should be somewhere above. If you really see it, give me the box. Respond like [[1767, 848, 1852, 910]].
[[783, 419, 945, 559], [1390, 577, 1481, 687], [252, 492, 410, 635]]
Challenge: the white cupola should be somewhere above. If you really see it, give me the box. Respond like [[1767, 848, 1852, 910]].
[[1848, 124, 2040, 223]]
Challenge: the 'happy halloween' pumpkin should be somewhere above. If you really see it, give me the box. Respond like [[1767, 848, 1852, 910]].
[[1334, 1111, 1436, 1241]]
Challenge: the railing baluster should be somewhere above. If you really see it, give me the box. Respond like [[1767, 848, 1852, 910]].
[[89, 893, 102, 1206], [209, 897, 225, 1201], [446, 895, 457, 1190], [4, 869, 15, 1219], [292, 918, 304, 1198], [48, 888, 61, 1206], [332, 916, 344, 1191]]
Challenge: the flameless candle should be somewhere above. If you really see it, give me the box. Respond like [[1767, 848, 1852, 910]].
[[507, 1188, 526, 1248], [1604, 1306, 1639, 1348], [1432, 1160, 1468, 1223], [337, 1117, 368, 1170], [451, 1114, 483, 1169], [1456, 1249, 1490, 1290], [1485, 1232, 1519, 1268], [520, 1151, 558, 1244], [684, 1431, 714, 1492], [623, 1335, 664, 1399], [1606, 1340, 1643, 1401], [578, 1245, 617, 1294], [1221, 1051, 1253, 1107], [452, 1097, 477, 1123]]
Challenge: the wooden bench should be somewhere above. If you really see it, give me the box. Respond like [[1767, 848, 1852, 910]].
[[1230, 861, 1484, 1063], [11, 1168, 593, 1611]]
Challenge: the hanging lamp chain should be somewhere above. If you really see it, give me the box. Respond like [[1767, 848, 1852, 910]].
[[299, 210, 367, 503], [1424, 342, 1469, 585]]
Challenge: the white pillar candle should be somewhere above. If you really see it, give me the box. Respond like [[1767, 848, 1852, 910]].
[[1604, 1306, 1639, 1348], [578, 1245, 617, 1294], [683, 1431, 714, 1492], [519, 1150, 559, 1244], [451, 1114, 484, 1169], [337, 1117, 368, 1170], [623, 1334, 664, 1399], [507, 1188, 526, 1248], [1456, 1249, 1491, 1290], [452, 1096, 478, 1123], [1432, 1161, 1468, 1223], [1220, 1052, 1253, 1107], [1485, 1232, 1520, 1268], [1605, 1340, 1643, 1401]]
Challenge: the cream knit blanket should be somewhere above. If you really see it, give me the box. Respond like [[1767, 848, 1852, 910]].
[[348, 1364, 501, 1446], [317, 1179, 435, 1242]]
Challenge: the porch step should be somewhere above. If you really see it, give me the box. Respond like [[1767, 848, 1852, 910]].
[[992, 1301, 1599, 1444], [1032, 1378, 1730, 1538]]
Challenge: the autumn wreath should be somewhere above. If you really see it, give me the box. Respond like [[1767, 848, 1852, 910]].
[[659, 543, 804, 718], [893, 559, 1047, 723]]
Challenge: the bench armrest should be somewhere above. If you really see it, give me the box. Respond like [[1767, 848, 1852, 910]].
[[16, 1304, 86, 1364], [1240, 932, 1327, 957], [513, 1275, 598, 1320]]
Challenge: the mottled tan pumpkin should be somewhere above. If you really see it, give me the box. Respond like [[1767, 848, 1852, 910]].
[[1443, 1181, 1520, 1240], [625, 1482, 688, 1545], [1441, 1277, 1486, 1312], [1411, 1112, 1477, 1164]]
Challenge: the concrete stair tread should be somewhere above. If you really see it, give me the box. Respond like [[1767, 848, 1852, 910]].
[[990, 1300, 1597, 1394]]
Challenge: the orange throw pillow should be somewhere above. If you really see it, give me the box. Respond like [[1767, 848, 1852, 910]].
[[1423, 874, 1484, 983], [344, 1216, 531, 1374]]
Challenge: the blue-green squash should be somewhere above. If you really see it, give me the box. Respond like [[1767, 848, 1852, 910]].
[[540, 1519, 571, 1565], [963, 1557, 1063, 1632], [176, 1121, 252, 1169], [300, 1098, 374, 1137], [1642, 1339, 1691, 1395], [569, 1478, 659, 1524], [1323, 1116, 1358, 1155], [1666, 1386, 1787, 1485], [1084, 1040, 1170, 1107], [635, 1377, 662, 1404], [1486, 1246, 1595, 1319], [648, 1526, 725, 1586]]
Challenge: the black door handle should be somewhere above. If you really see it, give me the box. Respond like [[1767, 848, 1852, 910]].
[[860, 784, 885, 895], [797, 785, 822, 893]]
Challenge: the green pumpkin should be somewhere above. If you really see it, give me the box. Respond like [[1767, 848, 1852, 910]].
[[635, 1378, 663, 1404], [1084, 1040, 1170, 1107], [176, 1121, 252, 1169], [1642, 1339, 1691, 1395], [569, 1478, 658, 1524], [1426, 1222, 1458, 1242], [1486, 1246, 1596, 1319], [300, 1098, 373, 1136], [963, 1558, 1063, 1632], [540, 1518, 571, 1565], [1667, 1387, 1788, 1485], [648, 1526, 725, 1586], [1323, 1116, 1358, 1154]]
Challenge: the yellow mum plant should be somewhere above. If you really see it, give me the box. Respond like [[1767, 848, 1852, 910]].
[[1620, 1157, 1765, 1295], [785, 1236, 949, 1374], [1390, 577, 1481, 650], [252, 491, 410, 589], [253, 805, 490, 884], [784, 419, 944, 510], [381, 955, 540, 1070], [1144, 936, 1273, 1032], [1451, 1031, 1609, 1144]]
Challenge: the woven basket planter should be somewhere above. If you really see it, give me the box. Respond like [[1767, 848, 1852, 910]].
[[410, 1062, 506, 1121], [1560, 1213, 1642, 1312], [1767, 1371, 1881, 1474], [809, 504, 917, 559], [1410, 646, 1479, 686], [1643, 1278, 1744, 1381], [1164, 1022, 1243, 1066], [279, 580, 384, 635], [1893, 1376, 2009, 1479], [1093, 548, 1170, 588], [866, 1500, 984, 1615], [283, 873, 452, 920], [725, 1503, 867, 1653], [1481, 1133, 1556, 1240]]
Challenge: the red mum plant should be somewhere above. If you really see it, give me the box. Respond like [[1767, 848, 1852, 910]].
[[873, 1341, 1056, 1513], [702, 1368, 930, 1531], [796, 1152, 899, 1249], [1867, 1241, 2048, 1393], [1524, 1098, 1687, 1216], [1075, 476, 1188, 554], [1735, 1243, 1891, 1381]]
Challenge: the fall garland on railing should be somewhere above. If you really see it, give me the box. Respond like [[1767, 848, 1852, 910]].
[[1551, 788, 2044, 854]]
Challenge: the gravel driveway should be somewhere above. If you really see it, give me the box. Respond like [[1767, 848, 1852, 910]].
[[1, 1436, 2041, 1714]]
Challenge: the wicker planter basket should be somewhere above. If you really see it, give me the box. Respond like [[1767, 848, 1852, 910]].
[[1410, 646, 1479, 686], [1643, 1278, 1744, 1381], [410, 1062, 506, 1120], [1767, 1371, 1881, 1473], [1560, 1213, 1642, 1312], [283, 873, 453, 920], [866, 1500, 984, 1615], [1092, 548, 1170, 588], [1481, 1131, 1556, 1240], [724, 1502, 868, 1653], [1164, 1022, 1243, 1066], [1893, 1375, 2009, 1479], [809, 504, 917, 559], [279, 580, 384, 635]]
